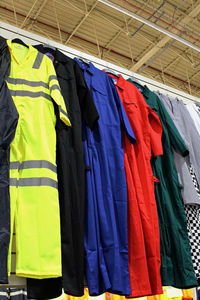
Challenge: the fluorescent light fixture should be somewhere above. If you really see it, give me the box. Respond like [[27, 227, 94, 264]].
[[97, 0, 200, 53]]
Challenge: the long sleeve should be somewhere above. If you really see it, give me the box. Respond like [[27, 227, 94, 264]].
[[158, 98, 189, 157], [147, 106, 163, 157], [75, 62, 99, 130], [110, 78, 136, 144]]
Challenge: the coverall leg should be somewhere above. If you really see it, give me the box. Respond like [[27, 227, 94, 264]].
[[0, 78, 18, 283]]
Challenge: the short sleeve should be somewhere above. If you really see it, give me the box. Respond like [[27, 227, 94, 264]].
[[74, 62, 99, 130], [47, 56, 71, 127], [110, 78, 136, 144], [158, 98, 189, 157], [147, 106, 163, 157]]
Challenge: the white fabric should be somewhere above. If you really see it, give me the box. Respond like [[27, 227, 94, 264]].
[[165, 287, 183, 298]]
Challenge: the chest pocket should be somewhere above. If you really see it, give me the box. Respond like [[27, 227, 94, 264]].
[[123, 98, 138, 116], [55, 62, 73, 78], [56, 63, 74, 85], [146, 99, 158, 114], [123, 98, 152, 158], [91, 81, 121, 127], [91, 81, 107, 104]]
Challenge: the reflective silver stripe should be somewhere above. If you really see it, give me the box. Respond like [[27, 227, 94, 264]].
[[10, 90, 52, 102], [10, 177, 58, 189], [10, 161, 20, 169], [32, 52, 44, 69], [10, 160, 57, 173], [59, 105, 69, 118], [50, 84, 60, 93], [10, 178, 18, 186], [21, 160, 57, 172], [7, 78, 48, 89], [0, 292, 8, 296], [10, 291, 27, 297], [49, 75, 57, 83], [20, 177, 57, 188]]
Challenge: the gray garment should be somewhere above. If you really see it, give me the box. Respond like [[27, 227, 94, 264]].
[[157, 93, 200, 205], [186, 103, 200, 135]]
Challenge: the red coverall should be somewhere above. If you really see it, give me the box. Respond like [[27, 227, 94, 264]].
[[108, 74, 163, 298]]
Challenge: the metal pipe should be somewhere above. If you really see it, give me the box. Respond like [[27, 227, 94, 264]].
[[130, 1, 165, 38], [138, 38, 176, 73], [97, 0, 200, 53], [122, 0, 200, 42]]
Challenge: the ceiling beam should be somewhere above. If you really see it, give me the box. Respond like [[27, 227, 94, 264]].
[[20, 0, 40, 28], [64, 1, 98, 45], [102, 18, 132, 59], [152, 47, 194, 80], [26, 0, 48, 30], [55, 0, 85, 14], [11, 0, 18, 26], [130, 0, 200, 72], [102, 3, 155, 60], [188, 68, 200, 82], [98, 0, 200, 51]]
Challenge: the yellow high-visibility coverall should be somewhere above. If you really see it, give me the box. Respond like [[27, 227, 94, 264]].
[[6, 40, 71, 279]]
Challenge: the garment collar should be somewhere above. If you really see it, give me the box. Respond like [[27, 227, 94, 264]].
[[115, 75, 126, 90], [37, 46, 69, 63], [7, 40, 35, 65], [128, 78, 149, 98], [42, 47, 64, 62], [143, 85, 150, 98], [74, 58, 95, 75], [55, 49, 69, 63], [105, 72, 125, 90]]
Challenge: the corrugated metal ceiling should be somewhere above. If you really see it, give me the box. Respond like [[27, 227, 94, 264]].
[[0, 0, 200, 96]]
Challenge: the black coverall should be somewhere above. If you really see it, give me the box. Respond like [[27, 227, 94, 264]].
[[27, 46, 99, 299]]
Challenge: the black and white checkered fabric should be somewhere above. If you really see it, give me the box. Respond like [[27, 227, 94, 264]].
[[184, 164, 200, 280], [190, 166, 200, 198]]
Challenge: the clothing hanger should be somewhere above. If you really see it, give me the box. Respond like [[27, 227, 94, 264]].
[[104, 68, 119, 78], [42, 43, 56, 51], [77, 56, 90, 66], [12, 38, 29, 48], [129, 76, 144, 94], [129, 75, 142, 86], [195, 102, 200, 108]]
